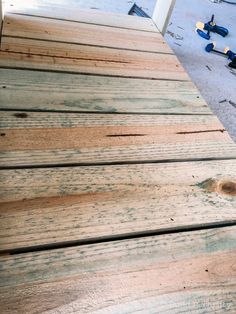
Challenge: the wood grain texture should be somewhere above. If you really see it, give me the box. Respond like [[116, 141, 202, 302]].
[[0, 160, 236, 251], [1, 112, 235, 167], [0, 226, 236, 313], [1, 6, 235, 312], [2, 14, 167, 53], [0, 49, 188, 81], [1, 36, 175, 71], [0, 69, 210, 114], [4, 1, 158, 32]]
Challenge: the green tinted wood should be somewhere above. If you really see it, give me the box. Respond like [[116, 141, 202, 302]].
[[0, 226, 235, 313], [0, 69, 210, 114]]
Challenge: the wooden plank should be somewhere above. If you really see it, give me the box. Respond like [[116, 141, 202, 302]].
[[0, 226, 236, 313], [0, 50, 190, 81], [4, 1, 159, 32], [2, 14, 168, 53], [0, 160, 236, 251], [0, 34, 186, 81], [1, 112, 235, 167], [2, 35, 172, 61], [0, 69, 211, 114]]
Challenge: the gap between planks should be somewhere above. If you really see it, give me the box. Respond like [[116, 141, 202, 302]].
[[3, 221, 236, 255], [8, 12, 160, 34], [4, 3, 159, 33], [2, 14, 170, 54]]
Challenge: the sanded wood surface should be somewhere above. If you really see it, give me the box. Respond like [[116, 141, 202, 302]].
[[2, 14, 167, 53], [1, 112, 235, 167], [0, 7, 236, 313], [0, 50, 188, 81], [1, 160, 236, 251], [0, 227, 236, 313], [0, 35, 174, 68], [0, 13, 191, 80], [4, 1, 158, 32], [0, 69, 209, 114]]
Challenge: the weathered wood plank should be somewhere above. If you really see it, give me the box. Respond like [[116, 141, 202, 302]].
[[1, 112, 235, 167], [0, 111, 217, 129], [0, 226, 236, 313], [2, 14, 167, 53], [0, 160, 236, 251], [1, 35, 174, 68], [0, 49, 188, 81], [0, 69, 209, 114], [4, 1, 158, 32]]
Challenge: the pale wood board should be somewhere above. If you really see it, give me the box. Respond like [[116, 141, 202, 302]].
[[0, 49, 188, 81], [0, 226, 236, 313], [2, 14, 167, 53], [0, 5, 235, 313], [0, 69, 209, 114], [0, 160, 236, 251], [0, 111, 217, 128], [4, 1, 158, 32], [1, 36, 174, 69], [1, 112, 236, 167]]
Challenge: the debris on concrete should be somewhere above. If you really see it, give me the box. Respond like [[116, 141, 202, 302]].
[[219, 99, 227, 103], [166, 30, 183, 40], [229, 100, 236, 109], [164, 0, 236, 142], [206, 65, 212, 71]]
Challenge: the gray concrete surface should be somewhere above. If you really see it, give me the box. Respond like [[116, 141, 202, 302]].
[[165, 0, 236, 142]]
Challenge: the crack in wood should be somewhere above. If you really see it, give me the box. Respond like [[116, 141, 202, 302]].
[[2, 47, 131, 64], [106, 134, 146, 137], [177, 129, 226, 135]]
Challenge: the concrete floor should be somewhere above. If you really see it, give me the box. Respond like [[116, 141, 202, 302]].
[[4, 0, 236, 141], [165, 0, 236, 143]]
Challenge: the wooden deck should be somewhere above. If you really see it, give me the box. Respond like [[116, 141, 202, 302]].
[[0, 3, 236, 313]]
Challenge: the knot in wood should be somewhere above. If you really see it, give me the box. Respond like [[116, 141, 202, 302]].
[[219, 181, 236, 196]]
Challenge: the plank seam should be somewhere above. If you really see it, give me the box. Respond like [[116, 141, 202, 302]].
[[2, 35, 175, 55], [3, 221, 236, 255], [1, 157, 236, 170], [7, 12, 160, 34], [0, 66, 190, 82], [2, 44, 134, 63], [0, 109, 213, 116]]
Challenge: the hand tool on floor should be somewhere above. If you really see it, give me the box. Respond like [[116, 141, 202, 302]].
[[196, 14, 229, 40], [205, 42, 236, 68]]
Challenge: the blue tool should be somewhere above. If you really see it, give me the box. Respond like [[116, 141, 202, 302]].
[[205, 42, 236, 69], [196, 15, 229, 40]]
